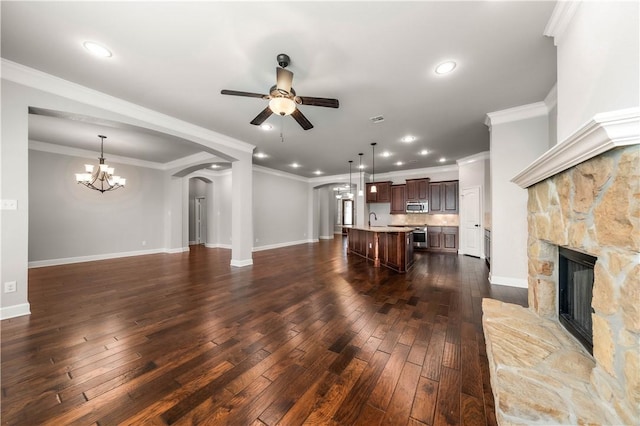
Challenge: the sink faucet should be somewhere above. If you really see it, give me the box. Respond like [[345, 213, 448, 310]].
[[368, 212, 377, 227]]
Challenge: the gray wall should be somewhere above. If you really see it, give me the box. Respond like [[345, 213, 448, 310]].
[[213, 173, 232, 248], [490, 113, 549, 287], [28, 149, 165, 263], [253, 169, 309, 248]]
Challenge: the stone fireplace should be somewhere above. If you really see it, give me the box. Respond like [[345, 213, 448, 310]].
[[483, 109, 639, 425]]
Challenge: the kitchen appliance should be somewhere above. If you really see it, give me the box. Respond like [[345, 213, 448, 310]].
[[406, 201, 428, 214], [413, 226, 427, 248]]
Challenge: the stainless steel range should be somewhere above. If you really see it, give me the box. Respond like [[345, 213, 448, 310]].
[[413, 226, 427, 248]]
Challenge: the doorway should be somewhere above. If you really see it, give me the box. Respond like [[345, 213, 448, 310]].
[[461, 186, 482, 257], [195, 197, 205, 245]]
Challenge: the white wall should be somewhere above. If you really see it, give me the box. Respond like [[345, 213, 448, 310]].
[[488, 107, 549, 288], [555, 1, 639, 141], [253, 168, 309, 249], [28, 149, 166, 263]]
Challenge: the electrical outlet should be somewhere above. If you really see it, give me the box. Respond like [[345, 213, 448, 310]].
[[4, 281, 17, 293]]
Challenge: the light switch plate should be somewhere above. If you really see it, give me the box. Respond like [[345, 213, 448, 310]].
[[1, 199, 17, 210]]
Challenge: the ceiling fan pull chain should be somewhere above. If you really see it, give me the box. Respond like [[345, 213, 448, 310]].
[[280, 114, 285, 143]]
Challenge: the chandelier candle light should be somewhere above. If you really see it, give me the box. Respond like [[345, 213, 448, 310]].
[[75, 135, 126, 193]]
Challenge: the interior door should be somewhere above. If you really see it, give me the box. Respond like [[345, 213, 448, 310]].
[[461, 186, 481, 257]]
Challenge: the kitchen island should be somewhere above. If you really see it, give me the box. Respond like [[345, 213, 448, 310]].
[[346, 226, 415, 273]]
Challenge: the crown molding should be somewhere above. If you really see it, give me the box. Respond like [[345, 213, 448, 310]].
[[544, 83, 558, 110], [456, 151, 490, 166], [512, 108, 640, 188], [2, 59, 255, 155], [544, 1, 581, 46], [28, 139, 223, 172], [29, 140, 165, 169], [485, 102, 549, 129], [252, 165, 310, 183]]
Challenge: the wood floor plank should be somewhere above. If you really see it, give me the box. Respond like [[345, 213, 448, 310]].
[[1, 240, 526, 425]]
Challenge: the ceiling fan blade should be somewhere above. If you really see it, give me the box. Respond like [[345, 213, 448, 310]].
[[250, 107, 273, 126], [276, 67, 293, 94], [221, 89, 269, 99], [297, 96, 339, 108], [291, 108, 314, 130]]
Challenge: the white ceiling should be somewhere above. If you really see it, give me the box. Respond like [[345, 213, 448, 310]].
[[1, 1, 557, 178]]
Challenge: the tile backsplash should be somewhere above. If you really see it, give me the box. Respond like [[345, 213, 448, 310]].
[[389, 214, 459, 227]]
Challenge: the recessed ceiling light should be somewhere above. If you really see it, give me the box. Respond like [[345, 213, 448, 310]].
[[359, 164, 366, 170], [291, 163, 300, 168], [420, 149, 429, 156], [260, 123, 272, 130], [435, 61, 456, 75], [210, 164, 220, 169], [382, 151, 391, 157], [83, 41, 112, 58], [439, 157, 446, 163], [395, 161, 404, 166], [401, 135, 416, 143], [254, 152, 267, 159], [314, 170, 323, 175]]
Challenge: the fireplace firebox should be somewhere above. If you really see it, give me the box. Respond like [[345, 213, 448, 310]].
[[558, 247, 596, 354]]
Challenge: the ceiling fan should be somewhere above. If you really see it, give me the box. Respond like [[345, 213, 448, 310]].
[[221, 53, 339, 130]]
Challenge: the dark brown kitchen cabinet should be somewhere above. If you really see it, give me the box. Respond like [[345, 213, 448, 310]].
[[427, 226, 458, 253], [406, 178, 429, 201], [366, 181, 392, 203], [390, 184, 406, 214], [429, 181, 459, 214]]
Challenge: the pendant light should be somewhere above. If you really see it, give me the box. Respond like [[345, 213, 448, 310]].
[[370, 142, 377, 193], [358, 153, 364, 196], [347, 160, 353, 198]]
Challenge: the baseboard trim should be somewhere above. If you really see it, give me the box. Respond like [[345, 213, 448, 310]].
[[29, 247, 189, 268], [489, 274, 528, 288], [164, 247, 190, 254], [0, 303, 31, 320], [230, 258, 253, 267], [319, 235, 334, 240], [252, 239, 317, 252], [205, 243, 231, 249]]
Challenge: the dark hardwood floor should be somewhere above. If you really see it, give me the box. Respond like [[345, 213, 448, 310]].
[[1, 238, 526, 425]]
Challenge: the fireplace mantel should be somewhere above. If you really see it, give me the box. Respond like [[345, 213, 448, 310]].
[[511, 108, 640, 189]]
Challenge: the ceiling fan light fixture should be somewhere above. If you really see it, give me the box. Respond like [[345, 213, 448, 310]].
[[269, 97, 296, 116]]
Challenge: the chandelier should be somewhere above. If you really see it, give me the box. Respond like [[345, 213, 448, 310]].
[[75, 135, 126, 193]]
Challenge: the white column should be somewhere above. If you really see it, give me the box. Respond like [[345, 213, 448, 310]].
[[230, 153, 253, 266]]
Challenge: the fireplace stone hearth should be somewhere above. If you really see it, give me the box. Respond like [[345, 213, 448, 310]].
[[483, 108, 639, 425]]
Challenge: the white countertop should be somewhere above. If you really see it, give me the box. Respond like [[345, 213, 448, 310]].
[[346, 226, 415, 233]]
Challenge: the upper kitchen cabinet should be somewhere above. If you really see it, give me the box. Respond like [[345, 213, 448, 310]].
[[366, 181, 392, 203], [429, 181, 459, 214], [406, 178, 429, 201], [390, 184, 406, 214]]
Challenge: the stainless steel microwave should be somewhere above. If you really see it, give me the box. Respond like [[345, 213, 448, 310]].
[[406, 201, 428, 213]]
